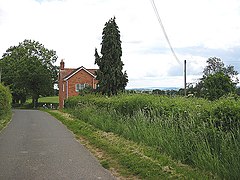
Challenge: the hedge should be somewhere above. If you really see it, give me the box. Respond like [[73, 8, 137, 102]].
[[0, 83, 12, 119]]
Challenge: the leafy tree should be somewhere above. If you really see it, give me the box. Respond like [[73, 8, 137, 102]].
[[193, 57, 238, 100], [236, 87, 240, 96], [0, 39, 58, 107], [203, 57, 238, 83], [95, 17, 128, 96], [152, 89, 165, 95], [203, 72, 235, 100]]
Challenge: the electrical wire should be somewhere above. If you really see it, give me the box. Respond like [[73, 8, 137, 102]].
[[150, 0, 182, 65]]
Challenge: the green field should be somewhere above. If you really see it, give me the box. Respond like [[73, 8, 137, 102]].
[[38, 96, 59, 103], [27, 96, 59, 104], [63, 94, 240, 179]]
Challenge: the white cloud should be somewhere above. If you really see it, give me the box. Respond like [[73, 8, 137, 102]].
[[1, 0, 240, 88]]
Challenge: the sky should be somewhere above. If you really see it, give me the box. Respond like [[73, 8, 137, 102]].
[[1, 0, 240, 89]]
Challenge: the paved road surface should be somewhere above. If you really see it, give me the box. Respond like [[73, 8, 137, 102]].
[[0, 110, 115, 180]]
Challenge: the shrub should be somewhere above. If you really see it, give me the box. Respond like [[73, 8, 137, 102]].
[[213, 97, 240, 131], [0, 83, 12, 119]]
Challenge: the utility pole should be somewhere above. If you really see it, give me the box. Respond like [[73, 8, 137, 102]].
[[184, 60, 187, 96]]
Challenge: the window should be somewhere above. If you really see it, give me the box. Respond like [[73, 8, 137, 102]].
[[75, 83, 87, 92]]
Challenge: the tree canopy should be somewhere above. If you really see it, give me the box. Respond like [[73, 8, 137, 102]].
[[203, 72, 235, 100], [95, 17, 128, 96], [203, 57, 238, 83], [192, 57, 238, 100], [0, 39, 58, 107]]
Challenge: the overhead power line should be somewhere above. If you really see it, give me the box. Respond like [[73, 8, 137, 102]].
[[150, 0, 182, 65]]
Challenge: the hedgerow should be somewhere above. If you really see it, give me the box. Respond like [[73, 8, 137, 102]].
[[0, 83, 12, 129], [64, 94, 240, 179]]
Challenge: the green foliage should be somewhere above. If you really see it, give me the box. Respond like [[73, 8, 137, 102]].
[[48, 110, 215, 179], [0, 39, 58, 107], [0, 83, 12, 128], [78, 85, 95, 95], [0, 83, 12, 116], [203, 72, 235, 100], [213, 96, 240, 131], [203, 57, 238, 83], [95, 17, 128, 96], [192, 57, 238, 100], [65, 94, 240, 179]]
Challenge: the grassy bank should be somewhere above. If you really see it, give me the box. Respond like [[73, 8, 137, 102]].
[[0, 112, 12, 132], [64, 94, 240, 179], [47, 110, 215, 179]]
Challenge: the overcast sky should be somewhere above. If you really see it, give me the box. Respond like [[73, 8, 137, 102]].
[[1, 0, 240, 88]]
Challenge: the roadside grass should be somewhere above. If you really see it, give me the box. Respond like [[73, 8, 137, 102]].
[[46, 109, 217, 180], [64, 94, 240, 179], [0, 112, 12, 132]]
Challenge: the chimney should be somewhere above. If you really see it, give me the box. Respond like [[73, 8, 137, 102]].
[[60, 59, 65, 70]]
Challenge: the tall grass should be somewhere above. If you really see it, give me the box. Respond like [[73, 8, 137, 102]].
[[65, 94, 240, 179]]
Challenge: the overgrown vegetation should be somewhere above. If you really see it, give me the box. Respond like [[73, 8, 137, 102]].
[[187, 57, 238, 100], [0, 83, 12, 131], [64, 94, 240, 179], [47, 110, 215, 179]]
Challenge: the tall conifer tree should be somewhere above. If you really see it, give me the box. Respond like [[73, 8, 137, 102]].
[[95, 17, 128, 95]]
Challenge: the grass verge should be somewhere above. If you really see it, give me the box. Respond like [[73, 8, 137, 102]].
[[0, 112, 12, 132], [64, 94, 240, 179], [46, 109, 217, 179]]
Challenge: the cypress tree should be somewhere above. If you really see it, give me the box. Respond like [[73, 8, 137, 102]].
[[95, 17, 128, 96]]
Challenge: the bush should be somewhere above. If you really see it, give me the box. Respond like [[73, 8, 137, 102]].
[[0, 83, 12, 120], [213, 97, 240, 131]]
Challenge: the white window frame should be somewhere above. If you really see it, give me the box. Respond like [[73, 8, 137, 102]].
[[75, 83, 87, 92]]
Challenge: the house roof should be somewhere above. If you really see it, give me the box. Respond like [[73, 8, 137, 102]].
[[60, 68, 75, 78], [63, 66, 97, 81]]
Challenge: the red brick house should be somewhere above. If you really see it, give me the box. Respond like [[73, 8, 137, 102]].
[[58, 59, 98, 108]]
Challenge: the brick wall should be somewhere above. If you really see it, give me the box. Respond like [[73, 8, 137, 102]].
[[66, 69, 95, 97]]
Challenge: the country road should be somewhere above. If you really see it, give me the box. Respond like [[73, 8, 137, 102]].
[[0, 110, 115, 180]]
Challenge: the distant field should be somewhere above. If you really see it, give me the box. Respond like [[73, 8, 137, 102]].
[[39, 96, 59, 103], [27, 96, 59, 104]]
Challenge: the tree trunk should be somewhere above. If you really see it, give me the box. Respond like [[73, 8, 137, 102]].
[[32, 94, 39, 108]]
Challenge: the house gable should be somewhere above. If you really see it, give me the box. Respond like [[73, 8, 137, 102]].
[[58, 59, 98, 109], [64, 66, 96, 81]]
